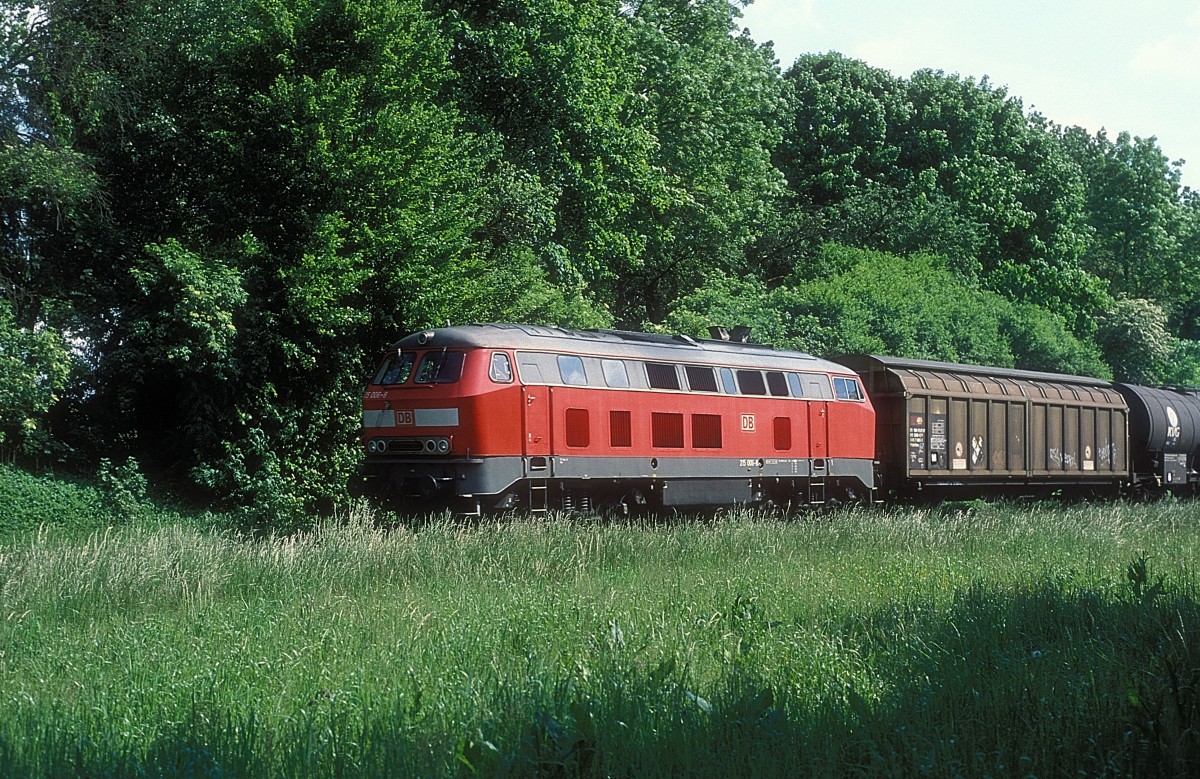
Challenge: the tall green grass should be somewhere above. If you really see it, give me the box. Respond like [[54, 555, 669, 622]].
[[1, 498, 1198, 776]]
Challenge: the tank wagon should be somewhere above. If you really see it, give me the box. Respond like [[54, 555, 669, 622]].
[[356, 324, 1200, 513], [1113, 384, 1200, 492], [355, 324, 877, 514]]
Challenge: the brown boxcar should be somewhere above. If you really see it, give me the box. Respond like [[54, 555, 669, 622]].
[[840, 355, 1128, 498]]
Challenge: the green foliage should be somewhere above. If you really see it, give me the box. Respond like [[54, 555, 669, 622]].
[[34, 0, 607, 517], [0, 302, 70, 457], [659, 271, 827, 354], [0, 464, 108, 530], [1, 4, 97, 462], [127, 238, 247, 367], [999, 302, 1111, 378], [1165, 339, 1200, 387], [1060, 128, 1186, 303], [777, 53, 911, 206], [96, 457, 149, 518], [433, 0, 655, 296], [777, 56, 1099, 330], [435, 0, 788, 322], [622, 0, 788, 320], [1096, 297, 1176, 385], [794, 247, 1016, 362], [668, 245, 1108, 376]]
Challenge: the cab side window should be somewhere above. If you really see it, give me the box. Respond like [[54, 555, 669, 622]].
[[489, 352, 514, 383], [834, 376, 865, 401]]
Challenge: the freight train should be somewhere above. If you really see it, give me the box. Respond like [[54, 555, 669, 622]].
[[353, 323, 1200, 514]]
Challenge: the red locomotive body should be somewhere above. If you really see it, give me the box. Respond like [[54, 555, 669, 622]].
[[356, 324, 877, 514]]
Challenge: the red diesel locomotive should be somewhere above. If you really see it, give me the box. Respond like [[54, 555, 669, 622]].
[[355, 324, 877, 514]]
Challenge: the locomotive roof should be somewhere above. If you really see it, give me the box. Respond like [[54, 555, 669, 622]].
[[387, 323, 856, 374]]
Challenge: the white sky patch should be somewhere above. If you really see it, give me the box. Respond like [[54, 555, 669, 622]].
[[1131, 34, 1200, 80], [1132, 3, 1200, 80], [849, 36, 924, 74], [736, 0, 821, 60]]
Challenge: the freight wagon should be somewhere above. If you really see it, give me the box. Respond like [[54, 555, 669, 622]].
[[838, 355, 1129, 499]]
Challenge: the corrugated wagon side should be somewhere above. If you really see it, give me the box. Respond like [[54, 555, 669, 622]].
[[839, 355, 1129, 499]]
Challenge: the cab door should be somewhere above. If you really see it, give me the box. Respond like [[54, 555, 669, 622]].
[[522, 385, 551, 458], [809, 401, 828, 461]]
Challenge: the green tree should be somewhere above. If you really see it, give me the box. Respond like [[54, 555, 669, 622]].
[[1175, 195, 1200, 338], [777, 53, 912, 208], [776, 59, 1103, 331], [1, 2, 98, 461], [1, 1, 99, 329], [1095, 297, 1175, 385], [660, 270, 827, 354], [666, 245, 1109, 377], [1059, 128, 1185, 303], [623, 0, 788, 321], [36, 0, 594, 515], [431, 0, 659, 312], [0, 301, 70, 459], [434, 0, 787, 323]]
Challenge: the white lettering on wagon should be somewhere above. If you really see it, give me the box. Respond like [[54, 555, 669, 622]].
[[1167, 406, 1181, 446]]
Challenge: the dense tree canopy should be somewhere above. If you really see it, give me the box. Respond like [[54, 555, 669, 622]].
[[2, 0, 1196, 515]]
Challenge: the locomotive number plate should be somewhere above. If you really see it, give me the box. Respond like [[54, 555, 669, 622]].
[[395, 409, 415, 426]]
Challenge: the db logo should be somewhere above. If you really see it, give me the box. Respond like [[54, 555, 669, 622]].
[[740, 414, 756, 432], [395, 409, 415, 426]]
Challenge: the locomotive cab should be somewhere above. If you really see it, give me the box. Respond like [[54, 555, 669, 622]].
[[355, 330, 527, 514]]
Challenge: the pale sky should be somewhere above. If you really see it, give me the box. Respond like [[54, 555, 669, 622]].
[[737, 0, 1200, 191]]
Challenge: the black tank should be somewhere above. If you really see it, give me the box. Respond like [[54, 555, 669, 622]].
[[1114, 383, 1200, 486]]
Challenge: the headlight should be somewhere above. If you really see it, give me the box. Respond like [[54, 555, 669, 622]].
[[368, 439, 386, 454], [437, 438, 450, 454]]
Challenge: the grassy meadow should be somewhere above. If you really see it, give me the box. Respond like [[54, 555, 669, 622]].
[[1, 467, 1199, 776]]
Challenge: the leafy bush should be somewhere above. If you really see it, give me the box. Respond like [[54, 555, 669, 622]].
[[666, 244, 1108, 376], [0, 465, 109, 531], [0, 304, 70, 459]]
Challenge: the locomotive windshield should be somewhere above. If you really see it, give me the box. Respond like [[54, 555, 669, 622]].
[[373, 349, 465, 385], [375, 351, 416, 385], [415, 350, 465, 384]]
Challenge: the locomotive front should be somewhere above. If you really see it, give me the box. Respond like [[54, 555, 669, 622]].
[[354, 327, 525, 514]]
